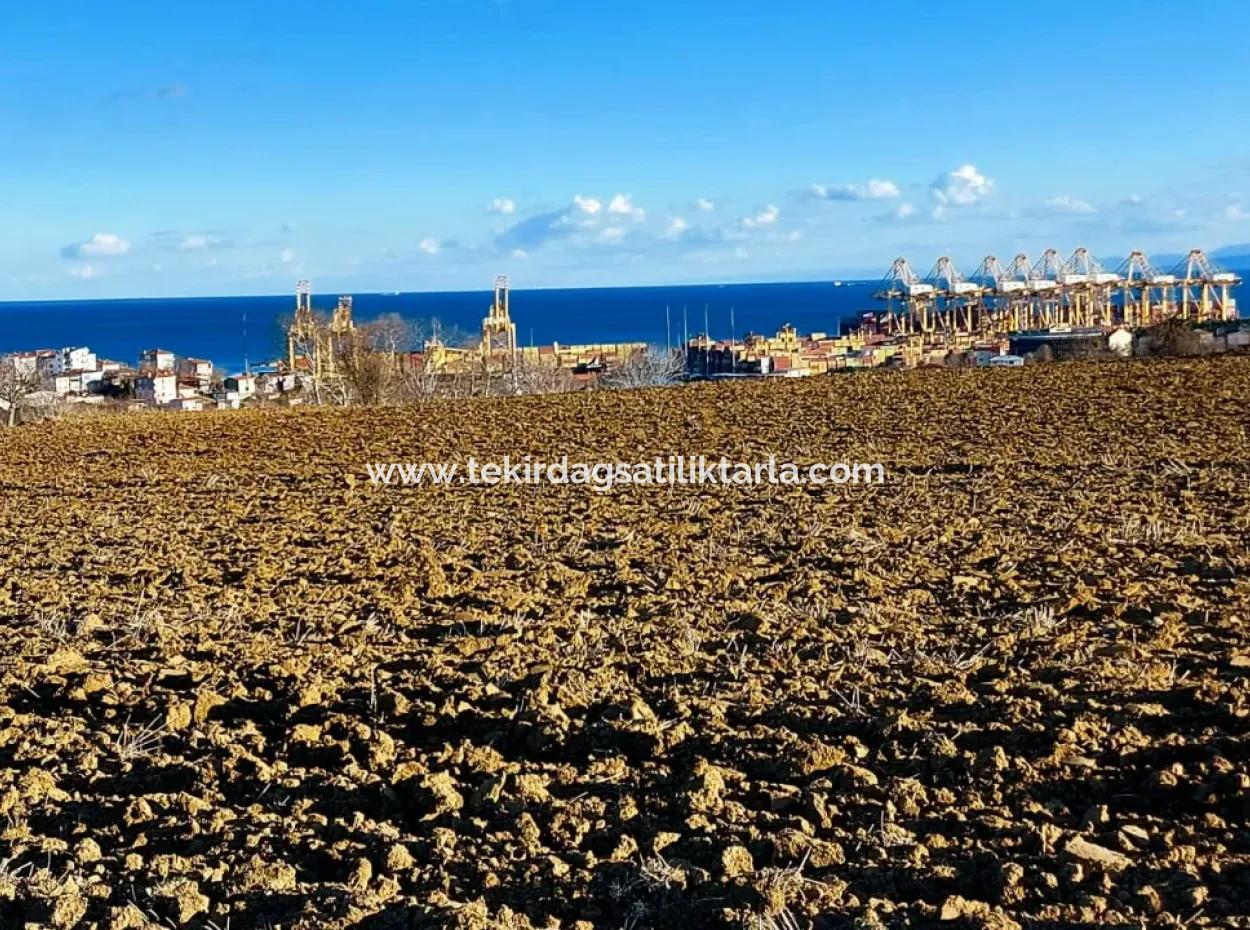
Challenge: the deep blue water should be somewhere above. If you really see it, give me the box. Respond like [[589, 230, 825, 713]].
[[0, 281, 873, 374]]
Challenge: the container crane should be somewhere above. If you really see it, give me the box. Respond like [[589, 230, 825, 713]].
[[923, 256, 982, 334], [1116, 251, 1174, 327], [1027, 250, 1066, 329], [1170, 249, 1240, 321], [1059, 248, 1120, 327], [968, 255, 1025, 332], [873, 258, 934, 334]]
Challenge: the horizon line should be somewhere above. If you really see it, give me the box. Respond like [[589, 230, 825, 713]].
[[0, 274, 876, 307]]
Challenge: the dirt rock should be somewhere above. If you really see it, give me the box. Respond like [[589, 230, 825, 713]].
[[154, 878, 210, 924], [720, 845, 754, 879], [1063, 835, 1132, 872], [386, 843, 416, 872], [939, 895, 1022, 930], [236, 854, 297, 892], [74, 837, 102, 864]]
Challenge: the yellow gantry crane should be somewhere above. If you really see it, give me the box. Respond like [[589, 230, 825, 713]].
[[1057, 248, 1120, 328], [871, 247, 1240, 340], [872, 258, 935, 335], [1172, 249, 1240, 321], [1116, 251, 1175, 327], [970, 254, 1034, 332]]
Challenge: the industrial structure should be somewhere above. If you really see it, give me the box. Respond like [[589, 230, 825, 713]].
[[480, 275, 518, 362], [286, 282, 357, 377], [417, 276, 649, 382], [870, 247, 1239, 340]]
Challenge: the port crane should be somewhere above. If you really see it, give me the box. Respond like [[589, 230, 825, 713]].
[[1116, 251, 1174, 327], [1025, 250, 1065, 329], [1055, 248, 1119, 328], [872, 258, 934, 334], [1170, 249, 1239, 321], [969, 254, 1035, 332], [868, 245, 1240, 342], [923, 256, 983, 334]]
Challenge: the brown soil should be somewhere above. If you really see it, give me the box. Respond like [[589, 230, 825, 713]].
[[1, 356, 1249, 929]]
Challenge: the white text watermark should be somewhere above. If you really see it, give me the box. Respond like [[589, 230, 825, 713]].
[[363, 455, 885, 492]]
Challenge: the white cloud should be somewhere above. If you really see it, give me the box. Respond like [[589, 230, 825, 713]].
[[600, 226, 626, 242], [69, 263, 100, 279], [418, 237, 442, 255], [930, 164, 994, 207], [809, 178, 900, 201], [663, 217, 690, 240], [176, 234, 231, 251], [733, 246, 749, 259], [740, 204, 780, 229], [608, 193, 645, 221], [695, 197, 715, 212], [511, 248, 529, 260], [1042, 195, 1096, 215], [873, 201, 924, 225], [280, 247, 297, 264], [61, 232, 130, 259], [1223, 204, 1248, 221], [486, 197, 517, 215], [572, 195, 602, 215]]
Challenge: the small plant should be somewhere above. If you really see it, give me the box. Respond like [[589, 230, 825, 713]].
[[749, 908, 805, 930], [636, 853, 685, 892], [114, 717, 164, 762], [33, 611, 74, 641], [124, 602, 162, 640], [1013, 603, 1059, 636]]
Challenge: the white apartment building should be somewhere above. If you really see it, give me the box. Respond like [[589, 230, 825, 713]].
[[52, 369, 104, 396], [139, 348, 176, 372], [53, 346, 97, 374], [176, 357, 214, 384], [136, 371, 178, 406], [224, 374, 256, 399]]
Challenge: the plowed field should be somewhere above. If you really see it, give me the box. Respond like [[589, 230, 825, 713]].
[[2, 356, 1249, 930]]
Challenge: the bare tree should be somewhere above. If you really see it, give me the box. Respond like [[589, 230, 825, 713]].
[[331, 316, 425, 406], [512, 358, 575, 396], [600, 347, 686, 390], [397, 353, 443, 402], [0, 358, 42, 427], [286, 309, 332, 405], [370, 313, 423, 355]]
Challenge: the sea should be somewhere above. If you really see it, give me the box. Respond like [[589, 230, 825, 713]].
[[0, 281, 874, 374], [1, 274, 1246, 375]]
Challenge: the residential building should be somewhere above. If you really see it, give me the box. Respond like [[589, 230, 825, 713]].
[[51, 369, 104, 396], [177, 357, 214, 385], [35, 351, 59, 382], [53, 347, 96, 375], [224, 374, 257, 400], [136, 371, 178, 406], [139, 348, 176, 372]]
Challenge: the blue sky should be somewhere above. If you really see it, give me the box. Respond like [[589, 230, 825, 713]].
[[2, 0, 1249, 299]]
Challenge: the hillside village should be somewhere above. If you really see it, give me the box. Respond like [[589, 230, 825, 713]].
[[0, 344, 296, 421]]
